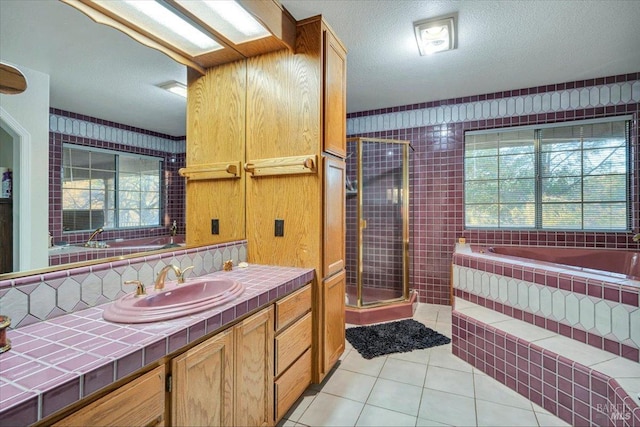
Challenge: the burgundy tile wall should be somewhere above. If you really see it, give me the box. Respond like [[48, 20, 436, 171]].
[[453, 311, 640, 427], [48, 109, 186, 248], [347, 73, 640, 305]]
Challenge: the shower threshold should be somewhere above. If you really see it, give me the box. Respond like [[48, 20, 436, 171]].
[[345, 290, 418, 325]]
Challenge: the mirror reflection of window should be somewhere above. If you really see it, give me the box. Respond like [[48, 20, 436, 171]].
[[62, 145, 162, 231]]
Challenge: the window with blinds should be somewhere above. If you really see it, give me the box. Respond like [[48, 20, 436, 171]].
[[62, 145, 163, 231], [464, 117, 630, 231]]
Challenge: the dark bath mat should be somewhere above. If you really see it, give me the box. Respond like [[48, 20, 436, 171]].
[[346, 319, 451, 359]]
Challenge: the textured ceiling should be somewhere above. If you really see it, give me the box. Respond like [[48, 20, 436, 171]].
[[1, 1, 639, 137]]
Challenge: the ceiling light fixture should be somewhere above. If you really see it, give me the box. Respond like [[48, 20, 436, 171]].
[[61, 0, 296, 74], [158, 81, 187, 98], [414, 13, 457, 55], [92, 0, 223, 56], [175, 0, 270, 44]]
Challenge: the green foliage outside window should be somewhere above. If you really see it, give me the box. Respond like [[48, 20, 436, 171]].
[[464, 119, 629, 231], [62, 145, 162, 231]]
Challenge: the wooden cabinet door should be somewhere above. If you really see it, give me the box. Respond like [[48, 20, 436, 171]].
[[54, 366, 165, 427], [186, 60, 246, 247], [235, 306, 274, 427], [323, 156, 345, 278], [322, 270, 346, 377], [323, 26, 347, 158], [172, 329, 234, 427]]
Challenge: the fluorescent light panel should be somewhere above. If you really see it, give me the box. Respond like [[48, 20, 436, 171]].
[[414, 15, 457, 55], [175, 0, 270, 44], [159, 81, 187, 98], [93, 0, 223, 56]]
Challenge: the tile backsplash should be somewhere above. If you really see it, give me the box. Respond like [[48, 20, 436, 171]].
[[0, 241, 247, 328]]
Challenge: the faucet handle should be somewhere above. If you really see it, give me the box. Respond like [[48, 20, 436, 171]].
[[124, 280, 147, 297], [178, 266, 194, 284]]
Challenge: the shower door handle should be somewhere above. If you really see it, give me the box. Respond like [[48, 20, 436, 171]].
[[360, 219, 367, 229]]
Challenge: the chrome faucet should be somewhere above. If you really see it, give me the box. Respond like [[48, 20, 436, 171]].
[[633, 233, 640, 243], [154, 264, 182, 290], [84, 227, 104, 247]]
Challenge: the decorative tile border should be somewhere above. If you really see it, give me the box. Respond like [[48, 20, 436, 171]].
[[49, 110, 186, 154], [452, 252, 640, 307], [347, 79, 640, 134], [0, 241, 248, 328], [452, 251, 640, 362], [455, 289, 639, 364], [452, 311, 640, 427], [0, 265, 314, 425]]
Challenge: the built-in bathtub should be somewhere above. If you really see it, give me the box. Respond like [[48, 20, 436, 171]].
[[452, 244, 640, 425], [475, 244, 640, 280], [102, 235, 185, 249], [48, 235, 186, 266], [452, 243, 640, 362]]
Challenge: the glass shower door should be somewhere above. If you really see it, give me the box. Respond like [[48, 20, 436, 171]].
[[358, 140, 408, 306]]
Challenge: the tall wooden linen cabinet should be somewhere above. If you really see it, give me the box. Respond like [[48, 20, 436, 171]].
[[185, 13, 347, 418]]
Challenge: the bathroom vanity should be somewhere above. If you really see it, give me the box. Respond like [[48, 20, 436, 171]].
[[1, 265, 314, 426]]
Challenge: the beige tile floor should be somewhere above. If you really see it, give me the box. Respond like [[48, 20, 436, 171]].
[[278, 303, 570, 427]]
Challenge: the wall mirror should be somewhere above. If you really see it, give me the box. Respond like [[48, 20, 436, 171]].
[[0, 0, 193, 278]]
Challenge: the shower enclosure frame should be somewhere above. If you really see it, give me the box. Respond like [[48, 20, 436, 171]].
[[346, 137, 410, 308]]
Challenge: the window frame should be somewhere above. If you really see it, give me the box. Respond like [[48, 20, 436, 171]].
[[463, 116, 632, 232], [62, 143, 164, 232]]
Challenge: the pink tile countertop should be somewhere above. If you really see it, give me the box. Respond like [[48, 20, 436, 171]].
[[0, 264, 315, 426]]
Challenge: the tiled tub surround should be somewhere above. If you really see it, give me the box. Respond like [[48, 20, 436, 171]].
[[48, 235, 186, 267], [346, 72, 640, 306], [452, 244, 640, 363], [0, 264, 315, 426], [0, 240, 248, 329], [453, 301, 640, 427]]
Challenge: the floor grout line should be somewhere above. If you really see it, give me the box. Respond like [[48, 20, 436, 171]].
[[283, 303, 568, 427]]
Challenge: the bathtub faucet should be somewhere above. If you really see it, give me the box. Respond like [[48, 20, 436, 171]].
[[633, 233, 640, 243], [84, 227, 104, 247]]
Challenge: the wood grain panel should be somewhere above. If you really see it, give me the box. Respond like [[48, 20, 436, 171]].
[[235, 306, 274, 427], [323, 157, 345, 278], [171, 329, 234, 427], [54, 366, 165, 427], [322, 26, 347, 158], [275, 312, 312, 376], [246, 174, 321, 269], [274, 349, 312, 422], [275, 284, 312, 332], [186, 60, 246, 246], [246, 19, 326, 270], [185, 179, 245, 247], [246, 18, 321, 161], [187, 60, 245, 166], [322, 271, 345, 377]]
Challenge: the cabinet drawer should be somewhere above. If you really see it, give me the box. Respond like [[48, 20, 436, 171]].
[[274, 348, 312, 422], [54, 366, 165, 427], [275, 284, 311, 332], [275, 312, 312, 377]]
